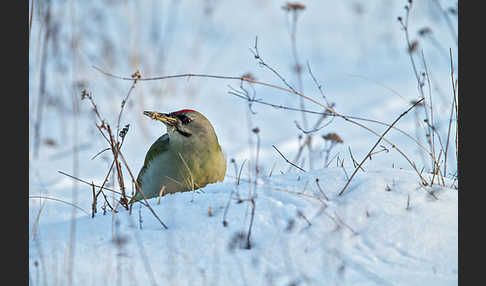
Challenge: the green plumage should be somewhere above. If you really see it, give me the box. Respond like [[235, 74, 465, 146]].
[[136, 134, 170, 186], [131, 110, 226, 203]]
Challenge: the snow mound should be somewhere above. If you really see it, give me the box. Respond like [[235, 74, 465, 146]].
[[29, 167, 457, 286]]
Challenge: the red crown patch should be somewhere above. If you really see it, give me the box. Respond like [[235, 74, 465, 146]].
[[172, 109, 197, 114]]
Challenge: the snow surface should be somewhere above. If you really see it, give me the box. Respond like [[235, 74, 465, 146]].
[[29, 0, 458, 285]]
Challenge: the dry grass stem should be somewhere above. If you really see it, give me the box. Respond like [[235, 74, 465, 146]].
[[157, 186, 166, 205], [226, 174, 327, 207], [116, 73, 140, 142], [57, 170, 148, 209], [315, 178, 329, 201], [406, 193, 411, 210], [33, 1, 52, 159], [338, 98, 425, 196], [117, 150, 168, 229], [29, 195, 90, 216], [272, 144, 306, 172], [444, 48, 458, 176]]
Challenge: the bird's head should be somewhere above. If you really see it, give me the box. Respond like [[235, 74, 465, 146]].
[[143, 109, 218, 142]]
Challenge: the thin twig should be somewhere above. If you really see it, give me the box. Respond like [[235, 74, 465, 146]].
[[238, 159, 247, 186], [420, 50, 437, 169], [315, 178, 329, 201], [33, 2, 52, 159], [306, 61, 330, 105], [29, 0, 34, 38], [246, 198, 256, 249], [91, 182, 97, 217], [225, 174, 327, 206], [57, 170, 146, 207], [398, 2, 443, 177], [431, 0, 458, 44], [29, 195, 90, 216], [348, 146, 365, 171], [118, 150, 168, 229], [116, 74, 139, 142], [107, 125, 129, 209], [90, 148, 111, 160], [338, 98, 425, 196], [272, 145, 306, 172], [406, 193, 411, 210], [230, 92, 433, 160], [249, 37, 298, 94], [94, 159, 116, 212], [444, 48, 457, 176]]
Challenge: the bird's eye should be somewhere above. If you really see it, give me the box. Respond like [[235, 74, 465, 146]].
[[178, 114, 192, 125]]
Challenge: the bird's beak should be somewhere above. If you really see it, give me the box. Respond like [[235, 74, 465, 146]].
[[143, 111, 178, 126]]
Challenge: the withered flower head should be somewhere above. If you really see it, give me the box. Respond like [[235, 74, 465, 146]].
[[282, 2, 306, 12], [119, 124, 130, 139], [241, 72, 256, 81], [81, 89, 89, 100], [408, 40, 419, 53], [418, 27, 432, 36], [131, 69, 142, 80], [322, 133, 343, 144]]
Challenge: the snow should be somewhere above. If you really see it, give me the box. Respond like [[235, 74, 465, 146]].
[[29, 168, 457, 286], [29, 0, 458, 285]]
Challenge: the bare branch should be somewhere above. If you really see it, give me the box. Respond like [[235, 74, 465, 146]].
[[338, 98, 426, 196], [272, 144, 306, 172]]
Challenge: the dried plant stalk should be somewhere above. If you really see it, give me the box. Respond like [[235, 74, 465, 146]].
[[338, 98, 425, 196]]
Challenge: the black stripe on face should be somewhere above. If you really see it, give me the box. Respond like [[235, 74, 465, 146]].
[[176, 128, 192, 137], [171, 113, 192, 125]]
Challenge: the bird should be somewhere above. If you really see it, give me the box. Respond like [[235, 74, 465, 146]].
[[130, 109, 227, 202]]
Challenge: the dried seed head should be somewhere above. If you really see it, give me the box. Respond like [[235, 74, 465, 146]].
[[252, 127, 260, 134], [43, 138, 57, 146], [241, 72, 256, 81], [322, 133, 343, 144], [282, 2, 306, 11], [119, 196, 128, 206], [408, 40, 419, 53], [131, 69, 142, 80], [81, 89, 90, 100], [418, 27, 432, 36], [119, 124, 130, 139]]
